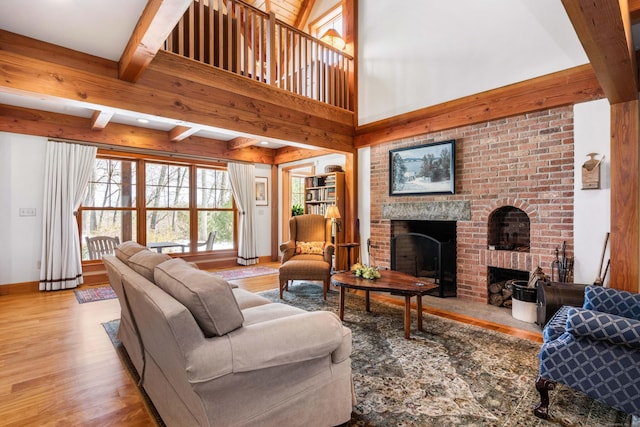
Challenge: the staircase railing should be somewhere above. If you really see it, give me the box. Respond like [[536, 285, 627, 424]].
[[164, 0, 353, 111]]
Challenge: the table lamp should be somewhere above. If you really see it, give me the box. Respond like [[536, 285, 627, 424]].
[[324, 205, 342, 243]]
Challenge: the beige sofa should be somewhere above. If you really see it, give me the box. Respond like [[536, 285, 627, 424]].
[[103, 241, 353, 427]]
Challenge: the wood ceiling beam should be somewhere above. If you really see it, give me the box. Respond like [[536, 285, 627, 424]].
[[355, 65, 603, 147], [119, 0, 192, 82], [227, 137, 260, 150], [90, 110, 114, 130], [0, 32, 355, 153], [0, 104, 276, 164], [562, 0, 637, 104], [168, 125, 198, 142], [294, 0, 315, 30], [274, 146, 332, 164]]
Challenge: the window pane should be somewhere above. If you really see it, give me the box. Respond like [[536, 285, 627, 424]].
[[146, 210, 190, 254], [80, 210, 137, 260], [197, 211, 234, 251], [291, 176, 305, 207], [196, 168, 233, 208], [85, 159, 136, 208], [146, 163, 190, 208]]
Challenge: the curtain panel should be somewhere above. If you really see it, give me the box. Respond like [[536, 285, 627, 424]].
[[228, 162, 258, 266], [39, 141, 97, 291]]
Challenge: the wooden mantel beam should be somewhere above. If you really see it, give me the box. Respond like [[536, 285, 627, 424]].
[[119, 0, 192, 82], [562, 0, 637, 104]]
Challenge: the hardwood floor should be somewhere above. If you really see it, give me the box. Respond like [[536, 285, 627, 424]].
[[0, 262, 541, 425]]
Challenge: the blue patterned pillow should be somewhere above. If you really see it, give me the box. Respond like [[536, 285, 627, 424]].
[[583, 286, 640, 321], [566, 307, 640, 349]]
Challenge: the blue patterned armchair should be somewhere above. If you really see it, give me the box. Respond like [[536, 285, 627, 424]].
[[534, 285, 640, 419]]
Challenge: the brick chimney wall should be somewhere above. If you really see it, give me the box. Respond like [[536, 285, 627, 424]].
[[369, 106, 574, 302]]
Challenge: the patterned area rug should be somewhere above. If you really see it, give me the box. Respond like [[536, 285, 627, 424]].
[[215, 266, 279, 280], [262, 283, 632, 427], [74, 285, 117, 304]]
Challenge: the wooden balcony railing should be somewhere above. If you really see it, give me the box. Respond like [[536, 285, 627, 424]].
[[164, 0, 354, 111]]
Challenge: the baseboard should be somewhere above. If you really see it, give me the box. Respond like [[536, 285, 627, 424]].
[[0, 280, 39, 295]]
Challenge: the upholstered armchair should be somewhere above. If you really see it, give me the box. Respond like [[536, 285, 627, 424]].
[[279, 214, 334, 300], [534, 285, 640, 419]]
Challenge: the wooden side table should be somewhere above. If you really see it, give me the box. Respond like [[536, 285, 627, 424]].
[[337, 242, 360, 271]]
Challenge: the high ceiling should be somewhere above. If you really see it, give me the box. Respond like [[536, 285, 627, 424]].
[[0, 0, 314, 151]]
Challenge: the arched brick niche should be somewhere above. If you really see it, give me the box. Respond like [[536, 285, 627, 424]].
[[488, 206, 530, 252]]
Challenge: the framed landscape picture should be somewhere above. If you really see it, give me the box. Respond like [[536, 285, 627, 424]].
[[389, 139, 455, 196], [255, 177, 268, 205]]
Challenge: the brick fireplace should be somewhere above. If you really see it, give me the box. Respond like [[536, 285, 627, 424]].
[[369, 106, 574, 303]]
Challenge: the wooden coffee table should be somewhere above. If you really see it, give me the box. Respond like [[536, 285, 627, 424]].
[[330, 270, 438, 339]]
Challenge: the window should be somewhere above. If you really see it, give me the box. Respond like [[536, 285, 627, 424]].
[[310, 5, 343, 43], [196, 167, 234, 251], [79, 154, 236, 260], [81, 158, 137, 260], [291, 175, 306, 210]]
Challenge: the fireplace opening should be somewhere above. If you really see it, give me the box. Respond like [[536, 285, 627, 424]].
[[488, 206, 530, 251], [391, 220, 456, 297], [487, 267, 529, 307]]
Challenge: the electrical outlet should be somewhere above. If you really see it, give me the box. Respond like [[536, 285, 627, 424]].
[[19, 208, 36, 217]]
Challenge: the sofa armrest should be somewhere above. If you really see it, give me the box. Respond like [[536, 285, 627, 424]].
[[227, 310, 346, 372], [566, 307, 640, 349], [583, 285, 640, 320]]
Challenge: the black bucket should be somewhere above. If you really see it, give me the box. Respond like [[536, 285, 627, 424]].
[[511, 280, 537, 303]]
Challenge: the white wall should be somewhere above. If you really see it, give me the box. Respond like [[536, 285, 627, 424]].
[[253, 163, 273, 257], [0, 132, 47, 285], [357, 147, 371, 265], [357, 0, 588, 125], [573, 99, 611, 286]]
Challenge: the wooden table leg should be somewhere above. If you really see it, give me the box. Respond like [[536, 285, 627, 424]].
[[339, 286, 345, 320], [404, 295, 411, 339], [365, 290, 370, 312], [417, 294, 423, 332]]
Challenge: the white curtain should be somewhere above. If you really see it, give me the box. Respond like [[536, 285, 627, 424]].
[[228, 162, 258, 266], [39, 141, 97, 291]]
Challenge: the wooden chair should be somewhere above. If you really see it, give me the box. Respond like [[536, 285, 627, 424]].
[[198, 231, 216, 251], [86, 236, 120, 260]]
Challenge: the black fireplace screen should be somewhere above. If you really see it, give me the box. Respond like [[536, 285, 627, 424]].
[[391, 232, 456, 297]]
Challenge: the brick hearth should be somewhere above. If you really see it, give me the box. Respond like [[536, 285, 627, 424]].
[[369, 106, 574, 302]]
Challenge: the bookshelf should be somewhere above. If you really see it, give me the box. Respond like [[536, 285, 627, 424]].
[[305, 171, 346, 264]]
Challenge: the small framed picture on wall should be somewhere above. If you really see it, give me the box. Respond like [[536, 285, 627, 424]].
[[255, 177, 268, 206]]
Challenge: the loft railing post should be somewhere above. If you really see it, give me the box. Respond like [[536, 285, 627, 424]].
[[266, 11, 276, 86]]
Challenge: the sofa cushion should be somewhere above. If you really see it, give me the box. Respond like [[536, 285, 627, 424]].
[[154, 258, 244, 337], [127, 250, 172, 282], [115, 241, 148, 263]]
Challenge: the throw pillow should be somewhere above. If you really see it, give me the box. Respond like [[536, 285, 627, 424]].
[[295, 241, 325, 255], [115, 241, 148, 263], [154, 258, 244, 337], [127, 250, 172, 282]]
